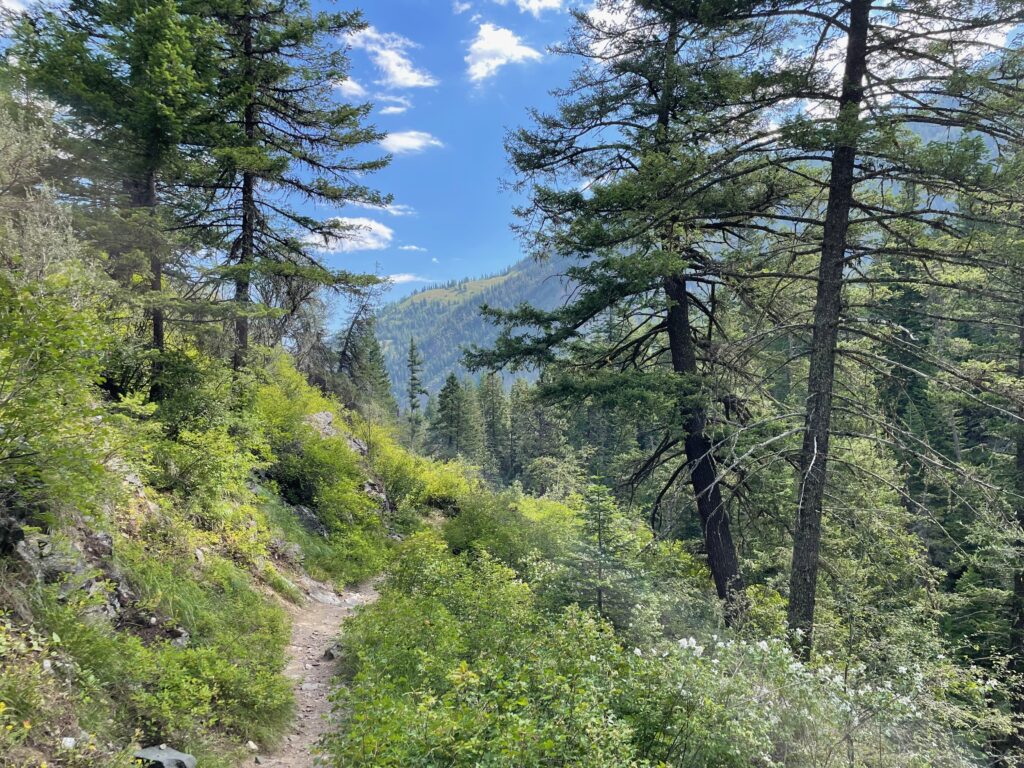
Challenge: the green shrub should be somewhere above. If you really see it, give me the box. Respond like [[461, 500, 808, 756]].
[[443, 490, 578, 570], [327, 530, 985, 768], [327, 533, 635, 768]]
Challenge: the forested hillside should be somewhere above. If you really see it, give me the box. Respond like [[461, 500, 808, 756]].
[[6, 0, 1024, 767], [376, 256, 573, 396]]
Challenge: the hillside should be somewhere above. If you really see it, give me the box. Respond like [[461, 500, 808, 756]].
[[376, 256, 574, 397], [9, 0, 1024, 765]]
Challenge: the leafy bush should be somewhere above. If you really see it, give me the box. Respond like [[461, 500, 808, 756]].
[[327, 533, 636, 768], [443, 490, 579, 569], [327, 531, 988, 768]]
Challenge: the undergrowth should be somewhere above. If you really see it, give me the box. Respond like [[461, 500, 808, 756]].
[[0, 351, 449, 767]]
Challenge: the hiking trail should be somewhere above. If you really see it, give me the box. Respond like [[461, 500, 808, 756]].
[[255, 575, 378, 768]]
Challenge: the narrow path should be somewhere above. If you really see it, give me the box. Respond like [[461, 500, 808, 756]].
[[256, 576, 378, 768]]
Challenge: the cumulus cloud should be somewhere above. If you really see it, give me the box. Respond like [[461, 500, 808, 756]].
[[388, 273, 431, 284], [399, 245, 428, 251], [466, 23, 542, 82], [307, 217, 394, 253], [453, 0, 472, 12], [334, 77, 366, 98], [381, 130, 444, 154], [495, 0, 562, 16], [349, 26, 439, 89]]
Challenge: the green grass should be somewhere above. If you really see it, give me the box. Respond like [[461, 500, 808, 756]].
[[258, 488, 390, 587]]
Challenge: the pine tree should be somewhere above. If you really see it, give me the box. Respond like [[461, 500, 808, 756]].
[[185, 0, 388, 369], [13, 0, 213, 358], [507, 378, 533, 482], [428, 374, 484, 463], [477, 372, 510, 482], [469, 4, 751, 620], [332, 313, 396, 418], [407, 337, 428, 444], [570, 486, 645, 629]]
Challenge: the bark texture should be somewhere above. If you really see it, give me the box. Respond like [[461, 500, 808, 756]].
[[787, 0, 871, 657]]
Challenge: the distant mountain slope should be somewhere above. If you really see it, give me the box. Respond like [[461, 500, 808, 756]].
[[377, 256, 573, 397]]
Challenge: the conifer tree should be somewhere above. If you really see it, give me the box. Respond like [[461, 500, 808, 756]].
[[13, 0, 212, 356], [571, 486, 646, 629], [332, 312, 396, 418], [470, 3, 752, 620], [477, 372, 510, 482], [184, 0, 389, 368], [428, 374, 484, 462], [407, 337, 428, 443], [507, 378, 533, 481]]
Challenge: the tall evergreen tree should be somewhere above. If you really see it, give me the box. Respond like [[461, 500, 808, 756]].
[[332, 313, 396, 418], [13, 0, 213, 357], [428, 374, 484, 463], [469, 3, 755, 620], [184, 0, 388, 368], [477, 372, 510, 482], [407, 337, 428, 443]]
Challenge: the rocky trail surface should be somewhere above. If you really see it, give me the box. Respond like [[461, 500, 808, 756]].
[[254, 575, 378, 768]]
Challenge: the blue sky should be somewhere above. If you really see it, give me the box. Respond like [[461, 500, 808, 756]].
[[316, 0, 578, 301]]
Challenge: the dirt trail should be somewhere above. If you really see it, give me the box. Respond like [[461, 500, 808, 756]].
[[255, 576, 378, 768]]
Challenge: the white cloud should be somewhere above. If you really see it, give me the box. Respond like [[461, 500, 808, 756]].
[[519, 0, 562, 14], [307, 217, 394, 253], [381, 130, 444, 154], [334, 77, 366, 98], [388, 273, 431, 284], [431, 257, 440, 263], [350, 201, 416, 217], [494, 0, 562, 16], [466, 23, 542, 82], [399, 245, 428, 251], [453, 1, 472, 12], [349, 27, 439, 89], [377, 94, 412, 115]]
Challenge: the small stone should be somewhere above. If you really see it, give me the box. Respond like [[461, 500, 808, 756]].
[[246, 741, 259, 751], [194, 548, 205, 565], [254, 756, 263, 765], [61, 737, 77, 750], [134, 745, 197, 768]]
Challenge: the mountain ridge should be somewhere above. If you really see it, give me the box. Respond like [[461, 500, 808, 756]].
[[376, 255, 573, 397]]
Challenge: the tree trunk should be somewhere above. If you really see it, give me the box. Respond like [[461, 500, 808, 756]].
[[665, 275, 745, 623], [787, 0, 871, 658], [126, 168, 165, 401], [127, 169, 163, 352], [233, 11, 256, 371], [1009, 308, 1024, 753]]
